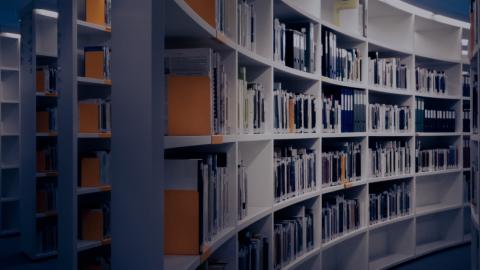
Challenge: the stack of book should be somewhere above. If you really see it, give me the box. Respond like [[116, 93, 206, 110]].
[[238, 160, 248, 220], [322, 195, 360, 242], [37, 145, 57, 172], [415, 67, 446, 95], [415, 142, 458, 172], [36, 65, 57, 94], [273, 19, 316, 73], [368, 53, 409, 90], [238, 231, 269, 270], [238, 67, 265, 134], [78, 99, 112, 133], [237, 0, 256, 52], [273, 82, 317, 134], [274, 146, 317, 203], [166, 48, 229, 135], [369, 182, 411, 224], [369, 140, 411, 178], [369, 103, 411, 133], [274, 209, 314, 269], [164, 154, 230, 255], [321, 88, 366, 133], [321, 142, 362, 187], [321, 28, 362, 82], [415, 97, 456, 132], [464, 138, 471, 169]]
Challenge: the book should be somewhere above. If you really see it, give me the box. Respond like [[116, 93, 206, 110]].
[[463, 73, 471, 97], [274, 146, 317, 202], [237, 0, 256, 52], [273, 82, 317, 134], [415, 141, 458, 172], [238, 160, 248, 220], [185, 0, 226, 31], [36, 108, 57, 133], [369, 182, 410, 224], [36, 65, 57, 93], [369, 140, 411, 178], [165, 154, 229, 255], [322, 142, 362, 187], [84, 46, 111, 80], [78, 99, 112, 133], [81, 209, 104, 241], [415, 67, 446, 95], [368, 52, 409, 90], [322, 195, 360, 242], [322, 28, 362, 81], [86, 0, 111, 26], [415, 97, 455, 132], [80, 151, 111, 187], [369, 103, 411, 133], [322, 88, 365, 133], [37, 145, 57, 172], [36, 182, 57, 213], [237, 67, 265, 134], [166, 48, 229, 135], [239, 231, 269, 270]]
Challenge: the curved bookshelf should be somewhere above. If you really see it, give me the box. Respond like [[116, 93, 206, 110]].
[[163, 0, 472, 269]]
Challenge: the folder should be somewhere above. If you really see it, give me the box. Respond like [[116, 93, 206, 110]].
[[82, 209, 104, 241], [167, 75, 212, 136], [37, 111, 50, 133], [84, 47, 105, 79], [80, 157, 101, 187], [79, 102, 99, 133], [86, 0, 106, 26], [185, 0, 216, 28], [164, 190, 200, 255]]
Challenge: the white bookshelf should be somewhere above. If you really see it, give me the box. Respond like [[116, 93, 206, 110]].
[[161, 0, 472, 269], [0, 32, 20, 238]]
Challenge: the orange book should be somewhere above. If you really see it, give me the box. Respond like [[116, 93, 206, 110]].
[[36, 69, 46, 92], [164, 190, 199, 255], [37, 150, 46, 172], [185, 0, 215, 28], [288, 98, 295, 133], [37, 111, 50, 133], [79, 102, 99, 133], [84, 49, 105, 79], [82, 209, 104, 241], [86, 0, 105, 26], [36, 190, 48, 213], [80, 157, 101, 187], [167, 75, 211, 136], [341, 156, 346, 182]]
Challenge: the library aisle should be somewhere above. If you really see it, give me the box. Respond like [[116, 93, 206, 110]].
[[0, 0, 479, 269]]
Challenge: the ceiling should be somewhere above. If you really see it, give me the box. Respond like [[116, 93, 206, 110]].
[[0, 0, 471, 31]]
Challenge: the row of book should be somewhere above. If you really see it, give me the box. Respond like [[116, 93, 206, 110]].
[[321, 142, 362, 187], [415, 68, 447, 95], [415, 143, 458, 173], [415, 97, 456, 132], [368, 54, 409, 90], [369, 141, 412, 178], [165, 154, 230, 255], [80, 203, 111, 241], [36, 66, 57, 93], [237, 0, 256, 52], [79, 99, 112, 133], [273, 82, 317, 134], [36, 182, 56, 213], [37, 223, 57, 253], [80, 151, 111, 188], [369, 104, 411, 133], [464, 138, 471, 169], [274, 147, 317, 203], [36, 108, 57, 133], [166, 48, 229, 135], [238, 67, 265, 134], [369, 182, 411, 224], [84, 46, 111, 80], [274, 210, 314, 269], [463, 74, 471, 97], [239, 231, 269, 270], [322, 195, 360, 242], [37, 145, 57, 172], [321, 88, 366, 133], [464, 101, 471, 132], [321, 29, 362, 82], [238, 161, 248, 220], [273, 19, 317, 73]]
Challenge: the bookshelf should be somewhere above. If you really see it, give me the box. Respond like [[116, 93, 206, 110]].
[[162, 0, 472, 270], [0, 31, 20, 238], [20, 6, 59, 260]]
